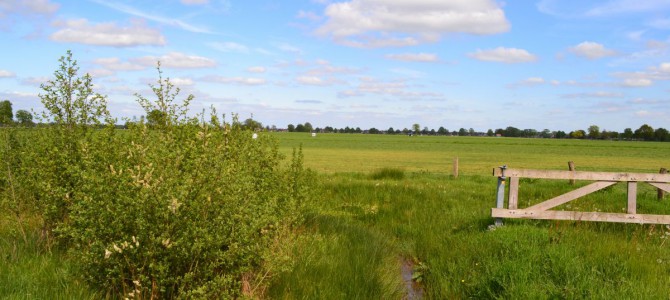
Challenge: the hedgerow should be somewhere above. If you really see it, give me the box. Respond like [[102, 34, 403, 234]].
[[1, 51, 311, 298]]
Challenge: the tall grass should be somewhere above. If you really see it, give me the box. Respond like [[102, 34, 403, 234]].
[[269, 171, 670, 299]]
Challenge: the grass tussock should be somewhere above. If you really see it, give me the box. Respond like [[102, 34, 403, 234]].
[[370, 167, 406, 180]]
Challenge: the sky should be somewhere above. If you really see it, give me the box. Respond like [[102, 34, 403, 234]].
[[0, 0, 669, 132]]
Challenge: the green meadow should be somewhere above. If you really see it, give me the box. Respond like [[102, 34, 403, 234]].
[[3, 132, 670, 299]]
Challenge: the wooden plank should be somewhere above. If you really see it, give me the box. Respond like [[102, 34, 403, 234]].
[[659, 168, 668, 200], [524, 181, 617, 211], [492, 208, 670, 225], [649, 182, 670, 193], [492, 168, 670, 183], [509, 177, 519, 210], [628, 182, 637, 214]]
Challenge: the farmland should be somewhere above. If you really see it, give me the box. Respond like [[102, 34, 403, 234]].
[[3, 132, 670, 299]]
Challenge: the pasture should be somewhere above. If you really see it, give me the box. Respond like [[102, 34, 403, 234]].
[[3, 132, 670, 299]]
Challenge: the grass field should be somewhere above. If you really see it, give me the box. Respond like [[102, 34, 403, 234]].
[[272, 133, 668, 174], [267, 133, 670, 299], [3, 132, 670, 299]]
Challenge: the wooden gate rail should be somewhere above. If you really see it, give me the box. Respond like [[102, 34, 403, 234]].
[[491, 167, 670, 225]]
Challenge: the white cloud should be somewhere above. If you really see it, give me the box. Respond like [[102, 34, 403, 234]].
[[569, 42, 616, 60], [277, 43, 303, 54], [622, 78, 653, 87], [0, 70, 15, 78], [248, 66, 266, 73], [0, 0, 59, 17], [50, 19, 166, 47], [208, 41, 249, 53], [338, 76, 442, 99], [202, 75, 266, 85], [316, 0, 510, 48], [468, 47, 537, 63], [538, 0, 670, 17], [20, 76, 49, 85], [90, 0, 214, 34], [132, 52, 217, 69], [385, 53, 439, 62], [93, 57, 146, 71], [562, 91, 624, 99], [296, 76, 327, 85], [297, 10, 322, 21], [87, 69, 115, 78], [170, 78, 194, 86], [181, 0, 209, 5]]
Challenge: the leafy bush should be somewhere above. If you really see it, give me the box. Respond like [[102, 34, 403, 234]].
[[3, 52, 311, 298]]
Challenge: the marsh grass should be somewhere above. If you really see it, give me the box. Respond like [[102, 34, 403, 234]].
[[270, 170, 670, 299], [0, 216, 98, 299]]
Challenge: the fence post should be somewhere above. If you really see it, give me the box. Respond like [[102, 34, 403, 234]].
[[453, 157, 459, 178], [494, 165, 507, 226], [660, 168, 668, 200], [568, 161, 575, 185]]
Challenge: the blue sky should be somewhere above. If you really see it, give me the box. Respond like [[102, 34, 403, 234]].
[[0, 0, 669, 132]]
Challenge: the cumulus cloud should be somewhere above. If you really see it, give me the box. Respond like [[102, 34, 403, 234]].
[[297, 10, 322, 21], [561, 91, 624, 99], [132, 52, 217, 68], [569, 42, 616, 60], [208, 41, 249, 53], [247, 66, 266, 73], [93, 57, 146, 71], [468, 47, 537, 63], [295, 75, 343, 86], [0, 0, 59, 17], [50, 19, 166, 47], [338, 76, 442, 99], [316, 0, 510, 48], [181, 0, 209, 5], [170, 78, 195, 86], [622, 78, 653, 87], [0, 70, 16, 78], [385, 53, 439, 62], [201, 75, 266, 85]]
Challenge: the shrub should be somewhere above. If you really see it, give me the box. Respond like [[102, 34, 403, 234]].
[[7, 52, 311, 297]]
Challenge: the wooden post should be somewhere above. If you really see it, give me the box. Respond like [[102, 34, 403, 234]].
[[453, 157, 459, 178], [627, 182, 637, 214], [660, 168, 668, 200], [568, 161, 575, 185]]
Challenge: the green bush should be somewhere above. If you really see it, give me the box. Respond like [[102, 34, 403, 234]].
[[3, 52, 311, 298]]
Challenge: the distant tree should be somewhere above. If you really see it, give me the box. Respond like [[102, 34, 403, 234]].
[[402, 128, 410, 135], [421, 126, 429, 135], [243, 118, 262, 131], [522, 129, 537, 138], [438, 127, 448, 135], [430, 129, 436, 135], [554, 131, 567, 139], [486, 129, 494, 137], [458, 128, 467, 136], [369, 127, 380, 134], [468, 128, 475, 136], [287, 124, 295, 132], [304, 122, 313, 132], [634, 124, 654, 141], [622, 128, 633, 140], [655, 127, 669, 141], [494, 128, 504, 136], [412, 123, 420, 134], [355, 127, 362, 133], [15, 109, 33, 126], [395, 129, 401, 134], [0, 100, 12, 125], [387, 127, 395, 134], [540, 129, 552, 138], [587, 125, 600, 139], [570, 130, 586, 139], [295, 123, 305, 132], [504, 126, 521, 137], [147, 109, 167, 127]]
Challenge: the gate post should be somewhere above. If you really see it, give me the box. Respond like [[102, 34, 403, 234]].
[[494, 165, 507, 226]]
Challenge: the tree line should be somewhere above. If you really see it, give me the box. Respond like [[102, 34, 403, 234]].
[[283, 122, 670, 142]]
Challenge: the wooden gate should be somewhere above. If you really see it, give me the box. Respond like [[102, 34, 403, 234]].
[[491, 166, 670, 225]]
